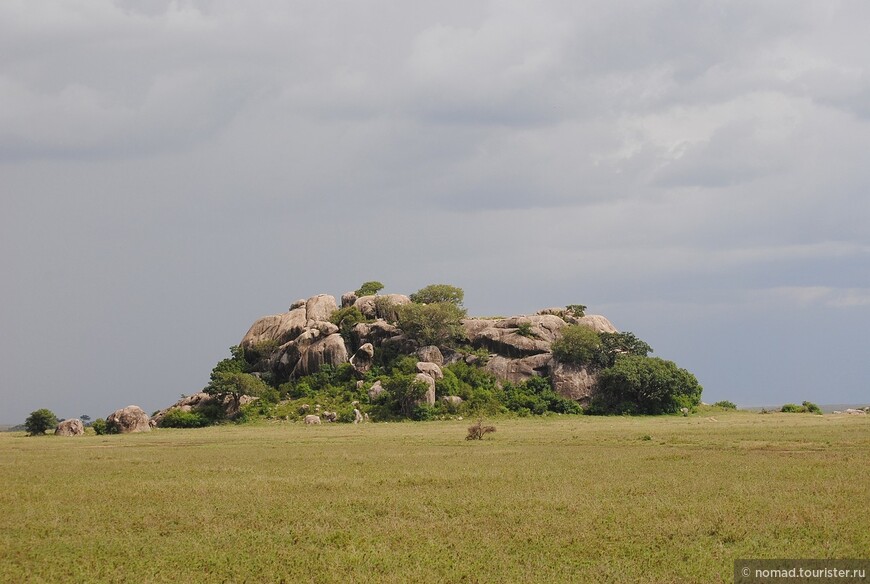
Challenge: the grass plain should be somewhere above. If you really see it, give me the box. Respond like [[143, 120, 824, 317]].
[[1, 411, 868, 583]]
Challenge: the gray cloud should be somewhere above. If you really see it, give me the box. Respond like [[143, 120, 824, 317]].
[[2, 0, 869, 422]]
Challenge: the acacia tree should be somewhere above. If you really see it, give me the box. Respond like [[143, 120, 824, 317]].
[[409, 284, 464, 306], [25, 409, 58, 436], [203, 346, 270, 414], [397, 301, 467, 348], [355, 281, 384, 296]]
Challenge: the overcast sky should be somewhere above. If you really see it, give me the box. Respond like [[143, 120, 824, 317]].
[[2, 1, 868, 423]]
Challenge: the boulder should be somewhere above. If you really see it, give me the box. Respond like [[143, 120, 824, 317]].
[[417, 346, 444, 366], [575, 315, 617, 334], [322, 411, 338, 423], [483, 353, 552, 385], [441, 395, 463, 407], [341, 292, 358, 308], [353, 408, 364, 424], [107, 405, 151, 433], [353, 294, 411, 321], [304, 415, 321, 425], [550, 361, 598, 405], [350, 343, 375, 377], [293, 333, 349, 377], [414, 373, 436, 406], [305, 294, 338, 325], [240, 308, 307, 350], [352, 319, 401, 347], [463, 315, 566, 357], [368, 380, 385, 401], [416, 361, 443, 380], [289, 299, 306, 310], [55, 419, 85, 437]]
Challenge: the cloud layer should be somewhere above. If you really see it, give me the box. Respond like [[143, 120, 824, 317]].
[[2, 1, 868, 421]]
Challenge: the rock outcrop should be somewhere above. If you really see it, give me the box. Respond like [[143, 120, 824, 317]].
[[550, 361, 598, 404], [350, 343, 375, 377], [107, 405, 151, 433], [55, 419, 85, 436], [353, 294, 411, 321]]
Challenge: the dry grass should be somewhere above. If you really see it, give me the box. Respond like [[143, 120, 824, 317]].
[[1, 412, 868, 583]]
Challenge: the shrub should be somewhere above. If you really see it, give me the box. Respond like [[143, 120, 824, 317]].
[[91, 418, 119, 435], [466, 419, 496, 440], [246, 339, 281, 363], [24, 409, 58, 436], [160, 409, 209, 428], [566, 304, 586, 317], [355, 281, 384, 296], [397, 301, 467, 348], [383, 374, 431, 417], [374, 296, 401, 323], [591, 355, 703, 415], [593, 331, 653, 368], [713, 400, 737, 410], [551, 324, 602, 366], [515, 322, 538, 338], [409, 284, 464, 306], [781, 401, 823, 414]]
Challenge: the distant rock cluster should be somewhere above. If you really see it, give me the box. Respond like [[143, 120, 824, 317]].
[[238, 293, 618, 406]]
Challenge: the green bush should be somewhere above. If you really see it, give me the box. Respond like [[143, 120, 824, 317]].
[[593, 331, 653, 368], [713, 400, 737, 410], [91, 418, 119, 435], [24, 409, 58, 436], [160, 409, 209, 428], [515, 322, 538, 338], [409, 284, 464, 306], [329, 306, 366, 340], [566, 304, 586, 318], [397, 301, 467, 348], [551, 325, 602, 366], [781, 401, 823, 414], [591, 355, 703, 415], [355, 281, 384, 296]]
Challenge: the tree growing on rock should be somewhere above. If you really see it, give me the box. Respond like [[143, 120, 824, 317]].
[[397, 301, 467, 348], [24, 409, 58, 436], [551, 324, 602, 366], [355, 281, 384, 296], [409, 284, 464, 306], [204, 346, 270, 414]]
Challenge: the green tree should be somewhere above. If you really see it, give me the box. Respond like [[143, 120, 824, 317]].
[[25, 409, 58, 436], [384, 374, 431, 417], [205, 371, 271, 413], [551, 324, 602, 366], [355, 281, 384, 296], [592, 355, 702, 415], [409, 284, 464, 306], [397, 301, 467, 347], [329, 306, 366, 340], [594, 331, 653, 368]]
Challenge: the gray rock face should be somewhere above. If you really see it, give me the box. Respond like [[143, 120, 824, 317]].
[[352, 319, 401, 347], [305, 294, 338, 325], [350, 343, 375, 377], [416, 346, 444, 366], [293, 333, 349, 377], [574, 315, 617, 334], [483, 353, 552, 385], [304, 415, 321, 425], [341, 291, 358, 308], [240, 308, 307, 351], [367, 380, 386, 401], [107, 405, 151, 433], [441, 395, 463, 407], [463, 315, 566, 357], [353, 294, 411, 321], [55, 418, 85, 436], [550, 361, 598, 405], [416, 361, 443, 380], [414, 373, 437, 406]]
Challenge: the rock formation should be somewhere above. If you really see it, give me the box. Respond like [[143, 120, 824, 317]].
[[107, 405, 151, 433], [55, 418, 85, 436]]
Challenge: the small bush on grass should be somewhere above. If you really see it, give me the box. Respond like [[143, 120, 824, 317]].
[[781, 401, 823, 414], [466, 419, 496, 440], [713, 400, 737, 410]]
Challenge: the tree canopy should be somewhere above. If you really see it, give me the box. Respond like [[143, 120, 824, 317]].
[[409, 284, 464, 306], [591, 355, 702, 415], [355, 281, 384, 296], [25, 408, 58, 436]]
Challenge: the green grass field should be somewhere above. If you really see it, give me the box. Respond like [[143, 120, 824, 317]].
[[1, 412, 867, 583]]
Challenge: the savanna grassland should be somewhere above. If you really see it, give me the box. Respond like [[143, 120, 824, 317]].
[[1, 412, 868, 583]]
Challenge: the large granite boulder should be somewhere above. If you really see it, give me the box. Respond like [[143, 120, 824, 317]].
[[483, 353, 552, 385], [305, 294, 338, 325], [463, 315, 567, 357], [240, 308, 307, 351], [574, 315, 617, 334], [55, 419, 85, 436], [107, 405, 151, 433], [414, 373, 436, 406], [353, 294, 411, 321], [550, 361, 598, 405], [350, 343, 375, 377], [293, 333, 349, 377], [417, 346, 444, 366], [416, 361, 443, 380]]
